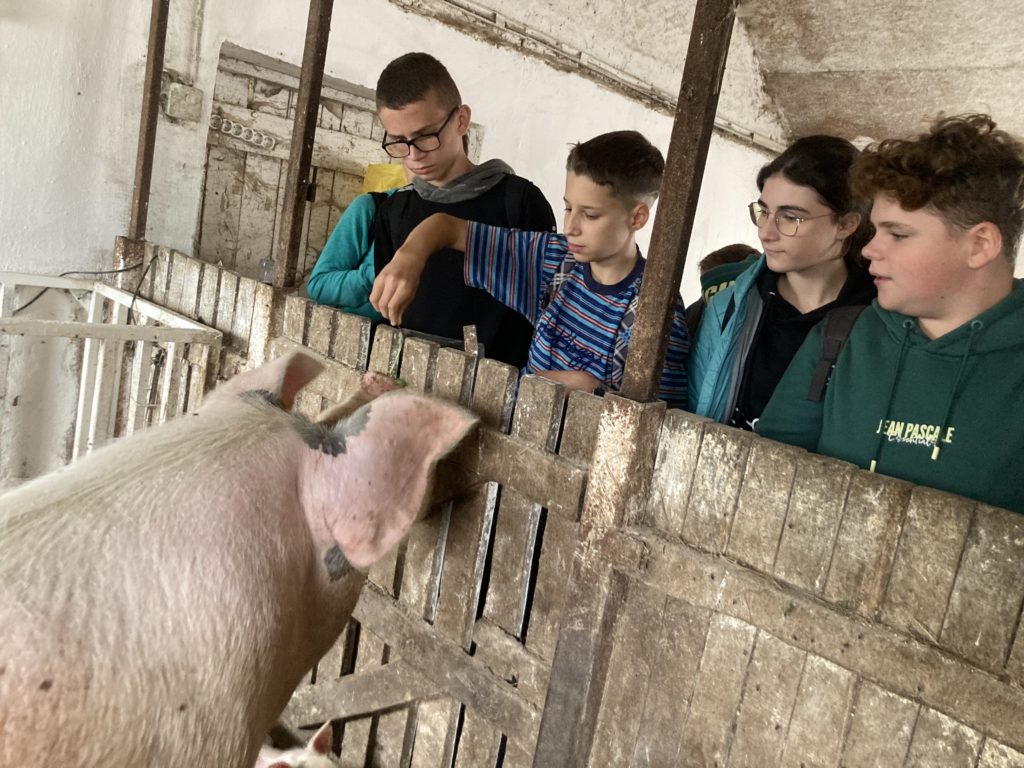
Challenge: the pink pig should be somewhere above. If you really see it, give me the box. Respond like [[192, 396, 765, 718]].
[[0, 350, 476, 767]]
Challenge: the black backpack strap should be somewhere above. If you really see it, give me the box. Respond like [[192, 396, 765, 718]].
[[807, 305, 867, 402]]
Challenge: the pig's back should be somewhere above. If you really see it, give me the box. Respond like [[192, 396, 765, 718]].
[[0, 402, 338, 767]]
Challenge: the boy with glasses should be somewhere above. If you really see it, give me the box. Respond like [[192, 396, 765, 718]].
[[370, 130, 689, 407], [371, 52, 556, 368], [758, 114, 1024, 514]]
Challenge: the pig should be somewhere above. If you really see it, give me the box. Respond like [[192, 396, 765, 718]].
[[255, 722, 336, 768], [0, 350, 477, 767]]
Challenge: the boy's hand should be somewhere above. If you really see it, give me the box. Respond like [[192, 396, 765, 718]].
[[537, 370, 603, 394], [370, 249, 426, 326]]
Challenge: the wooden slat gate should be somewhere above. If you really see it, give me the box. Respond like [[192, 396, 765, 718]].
[[123, 248, 1024, 767], [0, 272, 222, 460]]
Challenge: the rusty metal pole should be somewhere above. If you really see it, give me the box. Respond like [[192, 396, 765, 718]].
[[533, 1, 735, 765], [114, 0, 170, 283], [272, 0, 335, 289], [618, 0, 736, 403]]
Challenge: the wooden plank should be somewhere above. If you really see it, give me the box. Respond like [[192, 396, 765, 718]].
[[231, 276, 258, 355], [303, 166, 335, 272], [773, 454, 854, 594], [0, 319, 218, 345], [126, 335, 157, 434], [483, 375, 564, 637], [824, 473, 912, 618], [839, 681, 918, 768], [236, 152, 281, 279], [396, 339, 447, 760], [471, 358, 518, 431], [197, 144, 245, 270], [165, 251, 190, 314], [727, 631, 805, 768], [525, 389, 602, 662], [214, 270, 239, 340], [472, 618, 549, 709], [178, 256, 203, 319], [0, 272, 94, 291], [247, 281, 275, 367], [588, 579, 667, 767], [0, 281, 14, 412], [681, 424, 752, 552], [627, 595, 712, 767], [940, 504, 1024, 673], [150, 247, 174, 306], [778, 654, 857, 767], [212, 68, 250, 108], [253, 76, 289, 117], [453, 710, 501, 768], [979, 741, 1024, 768], [470, 430, 586, 521], [88, 301, 128, 451], [327, 172, 362, 244], [285, 657, 439, 725], [368, 324, 403, 378], [332, 310, 372, 370], [340, 103, 375, 138], [185, 343, 213, 412], [352, 585, 541, 749], [197, 263, 221, 327], [72, 291, 104, 460], [726, 437, 801, 573], [904, 707, 982, 767], [675, 615, 756, 768], [880, 487, 975, 644], [305, 303, 335, 356], [645, 408, 708, 531], [282, 294, 311, 344], [156, 342, 182, 424], [92, 281, 213, 330], [210, 102, 384, 175], [337, 622, 382, 767]]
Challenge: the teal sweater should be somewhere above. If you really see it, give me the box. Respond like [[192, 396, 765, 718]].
[[307, 190, 398, 320], [758, 281, 1024, 513]]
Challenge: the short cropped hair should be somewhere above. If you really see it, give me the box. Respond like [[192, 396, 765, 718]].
[[566, 130, 664, 206], [852, 114, 1024, 261], [376, 52, 462, 112]]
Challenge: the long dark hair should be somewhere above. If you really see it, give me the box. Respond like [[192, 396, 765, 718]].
[[757, 135, 872, 267]]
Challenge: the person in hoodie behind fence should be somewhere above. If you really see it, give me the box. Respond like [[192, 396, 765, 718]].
[[371, 52, 556, 367], [687, 135, 877, 430], [757, 113, 1024, 514]]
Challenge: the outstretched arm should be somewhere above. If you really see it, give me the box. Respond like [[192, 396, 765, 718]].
[[370, 213, 468, 326]]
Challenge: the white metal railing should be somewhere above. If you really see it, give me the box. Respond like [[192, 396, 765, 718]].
[[0, 272, 222, 460]]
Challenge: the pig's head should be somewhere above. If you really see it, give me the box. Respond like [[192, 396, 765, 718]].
[[205, 350, 477, 570]]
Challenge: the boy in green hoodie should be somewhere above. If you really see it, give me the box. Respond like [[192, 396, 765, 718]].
[[758, 114, 1024, 513]]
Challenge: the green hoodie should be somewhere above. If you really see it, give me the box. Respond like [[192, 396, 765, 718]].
[[757, 281, 1024, 513]]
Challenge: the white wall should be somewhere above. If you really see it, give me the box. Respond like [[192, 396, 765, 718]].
[[2, 0, 772, 301]]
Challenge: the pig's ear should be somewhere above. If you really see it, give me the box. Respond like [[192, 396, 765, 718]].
[[205, 350, 323, 411], [300, 393, 477, 569], [309, 721, 333, 754]]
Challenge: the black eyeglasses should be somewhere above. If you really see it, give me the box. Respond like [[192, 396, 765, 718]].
[[381, 107, 460, 158], [748, 201, 834, 237]]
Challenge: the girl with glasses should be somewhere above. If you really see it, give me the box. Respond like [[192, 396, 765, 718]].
[[688, 135, 876, 429]]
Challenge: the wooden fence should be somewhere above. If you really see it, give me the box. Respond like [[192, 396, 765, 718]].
[[128, 246, 1024, 767]]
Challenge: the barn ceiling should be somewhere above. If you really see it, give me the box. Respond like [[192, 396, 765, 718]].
[[391, 0, 1024, 145]]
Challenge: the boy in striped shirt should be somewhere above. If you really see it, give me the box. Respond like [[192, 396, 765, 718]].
[[370, 130, 689, 407]]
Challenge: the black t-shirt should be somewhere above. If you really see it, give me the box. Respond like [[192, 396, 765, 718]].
[[730, 263, 876, 431], [373, 175, 556, 369]]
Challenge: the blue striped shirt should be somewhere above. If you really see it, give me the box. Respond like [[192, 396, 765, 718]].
[[464, 222, 689, 408]]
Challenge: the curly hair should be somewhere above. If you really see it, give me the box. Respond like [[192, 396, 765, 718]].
[[852, 114, 1024, 260], [566, 130, 664, 206]]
